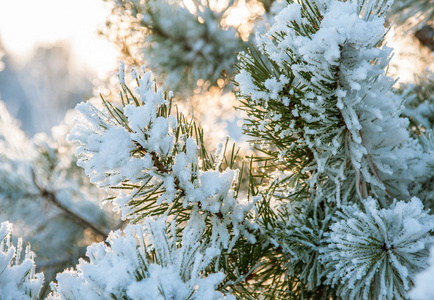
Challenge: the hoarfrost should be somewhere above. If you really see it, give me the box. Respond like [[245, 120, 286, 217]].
[[321, 197, 434, 299], [47, 219, 234, 300]]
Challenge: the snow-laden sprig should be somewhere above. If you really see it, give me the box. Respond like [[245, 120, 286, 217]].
[[0, 222, 44, 300], [320, 197, 434, 300], [69, 65, 257, 249], [48, 218, 234, 300], [398, 71, 434, 208], [104, 0, 245, 91], [408, 131, 434, 210], [32, 111, 113, 232], [235, 0, 421, 205]]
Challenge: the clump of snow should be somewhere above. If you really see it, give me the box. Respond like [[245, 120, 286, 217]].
[[69, 70, 172, 189], [117, 61, 126, 85]]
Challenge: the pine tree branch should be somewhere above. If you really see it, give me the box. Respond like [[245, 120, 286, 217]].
[[140, 20, 194, 53], [134, 140, 185, 194], [31, 169, 109, 244], [140, 144, 226, 219]]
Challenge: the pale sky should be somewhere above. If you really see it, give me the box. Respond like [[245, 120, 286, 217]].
[[0, 0, 119, 76]]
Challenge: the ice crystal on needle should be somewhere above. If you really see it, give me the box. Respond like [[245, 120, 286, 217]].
[[321, 197, 434, 299]]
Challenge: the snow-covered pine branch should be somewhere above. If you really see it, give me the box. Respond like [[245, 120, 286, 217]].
[[235, 0, 426, 205], [234, 0, 434, 297], [69, 65, 258, 251], [103, 0, 246, 91], [321, 197, 434, 299], [401, 71, 434, 134], [0, 0, 432, 299], [48, 218, 234, 299]]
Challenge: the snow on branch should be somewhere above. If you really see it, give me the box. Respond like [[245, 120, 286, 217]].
[[103, 0, 245, 91], [47, 218, 234, 299], [69, 64, 258, 250], [235, 0, 424, 205]]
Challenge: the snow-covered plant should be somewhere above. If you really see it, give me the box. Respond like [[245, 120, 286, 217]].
[[407, 131, 434, 211], [321, 197, 434, 300], [396, 71, 434, 210], [63, 0, 433, 297], [48, 218, 234, 299], [103, 0, 247, 91], [0, 101, 35, 202], [236, 0, 424, 204], [0, 221, 44, 300], [69, 65, 258, 250], [401, 71, 434, 133], [270, 199, 335, 293], [1, 0, 433, 299], [232, 0, 434, 297]]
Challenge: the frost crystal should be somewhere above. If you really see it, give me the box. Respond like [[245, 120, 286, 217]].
[[321, 197, 434, 299]]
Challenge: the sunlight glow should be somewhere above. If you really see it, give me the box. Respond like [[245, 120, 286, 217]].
[[0, 0, 119, 75], [387, 27, 434, 84]]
